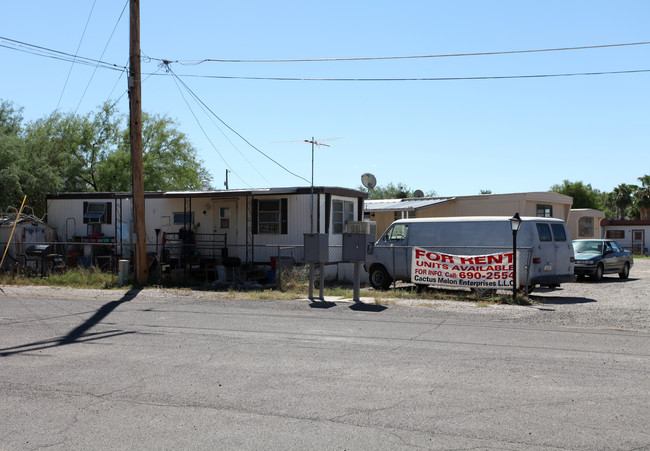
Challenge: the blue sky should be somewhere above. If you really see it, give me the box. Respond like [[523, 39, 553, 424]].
[[1, 1, 648, 196]]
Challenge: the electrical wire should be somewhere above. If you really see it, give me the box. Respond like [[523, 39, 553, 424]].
[[75, 0, 128, 113], [106, 63, 162, 111], [169, 70, 251, 188], [56, 0, 98, 110], [2, 35, 647, 82], [177, 80, 273, 186], [168, 41, 650, 65], [105, 59, 129, 108], [172, 68, 650, 82], [0, 36, 126, 71], [164, 64, 310, 184]]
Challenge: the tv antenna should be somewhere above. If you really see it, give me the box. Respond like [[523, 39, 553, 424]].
[[279, 137, 343, 232]]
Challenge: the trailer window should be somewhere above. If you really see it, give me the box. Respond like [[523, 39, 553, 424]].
[[551, 224, 567, 242], [536, 223, 552, 242], [83, 202, 112, 224], [333, 200, 355, 234], [578, 217, 594, 237]]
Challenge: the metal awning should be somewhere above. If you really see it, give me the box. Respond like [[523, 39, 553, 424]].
[[364, 197, 453, 212]]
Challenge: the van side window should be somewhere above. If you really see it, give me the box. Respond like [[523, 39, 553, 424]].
[[536, 223, 552, 242], [384, 224, 408, 242], [551, 224, 567, 242]]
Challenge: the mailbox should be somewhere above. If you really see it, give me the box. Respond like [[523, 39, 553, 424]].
[[342, 222, 375, 263], [342, 233, 374, 262], [304, 233, 329, 263]]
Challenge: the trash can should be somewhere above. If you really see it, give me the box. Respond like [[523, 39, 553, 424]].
[[118, 259, 130, 287]]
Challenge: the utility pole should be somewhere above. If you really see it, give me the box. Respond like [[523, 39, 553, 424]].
[[129, 0, 147, 285], [224, 169, 230, 190]]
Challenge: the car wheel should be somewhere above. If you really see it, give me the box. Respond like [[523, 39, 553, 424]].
[[592, 263, 604, 282], [618, 262, 630, 279], [369, 266, 392, 290]]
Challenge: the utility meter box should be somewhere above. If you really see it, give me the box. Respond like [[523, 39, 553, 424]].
[[304, 233, 329, 263], [342, 222, 375, 263]]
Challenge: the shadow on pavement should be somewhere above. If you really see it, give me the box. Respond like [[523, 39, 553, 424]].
[[531, 295, 597, 305], [309, 300, 337, 309], [349, 302, 388, 312], [0, 289, 139, 357]]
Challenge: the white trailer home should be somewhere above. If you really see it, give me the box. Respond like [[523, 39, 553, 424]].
[[46, 187, 367, 279], [600, 219, 650, 255]]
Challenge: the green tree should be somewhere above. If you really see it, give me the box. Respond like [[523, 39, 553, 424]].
[[0, 100, 23, 135], [550, 180, 604, 210], [358, 182, 436, 200], [98, 111, 210, 192], [0, 101, 29, 211], [0, 100, 212, 216], [611, 183, 636, 219], [634, 175, 650, 220]]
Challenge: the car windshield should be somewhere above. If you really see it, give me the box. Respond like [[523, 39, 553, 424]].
[[573, 240, 603, 254]]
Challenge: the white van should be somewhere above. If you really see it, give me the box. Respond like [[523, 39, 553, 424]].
[[366, 216, 575, 291]]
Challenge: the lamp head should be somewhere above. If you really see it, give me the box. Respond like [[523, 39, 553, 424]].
[[509, 212, 522, 232]]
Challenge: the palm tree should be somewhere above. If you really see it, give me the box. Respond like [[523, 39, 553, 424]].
[[635, 175, 650, 220], [612, 184, 635, 219]]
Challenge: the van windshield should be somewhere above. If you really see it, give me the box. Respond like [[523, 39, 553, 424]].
[[383, 224, 408, 242]]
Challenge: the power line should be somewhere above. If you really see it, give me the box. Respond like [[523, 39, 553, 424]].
[[168, 41, 650, 65], [2, 35, 648, 83], [171, 73, 273, 186], [169, 70, 251, 188], [171, 68, 650, 82], [164, 63, 310, 184], [0, 36, 126, 71], [75, 0, 128, 113], [56, 0, 98, 110]]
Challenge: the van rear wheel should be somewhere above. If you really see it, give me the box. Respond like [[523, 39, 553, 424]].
[[369, 266, 392, 290]]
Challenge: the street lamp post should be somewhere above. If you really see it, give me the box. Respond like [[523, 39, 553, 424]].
[[509, 213, 522, 302]]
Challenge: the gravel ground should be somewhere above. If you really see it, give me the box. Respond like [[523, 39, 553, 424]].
[[1, 259, 649, 332]]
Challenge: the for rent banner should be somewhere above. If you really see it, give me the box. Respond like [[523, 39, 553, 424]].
[[411, 247, 515, 289]]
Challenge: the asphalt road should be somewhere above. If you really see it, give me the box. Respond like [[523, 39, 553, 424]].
[[1, 265, 649, 450]]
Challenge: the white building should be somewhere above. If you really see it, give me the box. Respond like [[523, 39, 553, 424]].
[[46, 187, 367, 267]]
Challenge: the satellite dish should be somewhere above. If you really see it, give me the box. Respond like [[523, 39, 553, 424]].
[[361, 173, 377, 190], [414, 189, 424, 198]]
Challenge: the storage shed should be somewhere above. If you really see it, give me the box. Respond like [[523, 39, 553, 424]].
[[0, 210, 58, 271]]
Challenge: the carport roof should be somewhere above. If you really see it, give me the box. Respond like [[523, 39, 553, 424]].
[[364, 197, 453, 212], [47, 186, 367, 200]]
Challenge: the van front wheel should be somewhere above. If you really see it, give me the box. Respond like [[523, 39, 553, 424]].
[[369, 266, 392, 290]]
